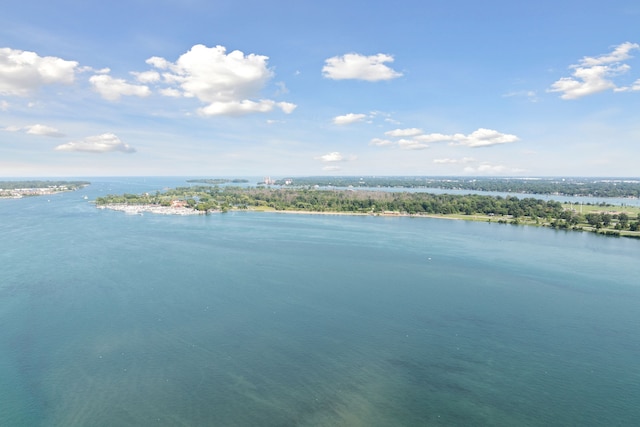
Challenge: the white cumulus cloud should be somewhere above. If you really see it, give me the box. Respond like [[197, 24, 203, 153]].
[[398, 139, 429, 150], [89, 74, 151, 101], [413, 133, 456, 143], [54, 133, 136, 153], [0, 47, 78, 96], [579, 41, 638, 66], [369, 138, 394, 147], [159, 87, 182, 97], [333, 113, 367, 125], [374, 128, 518, 149], [132, 70, 161, 83], [322, 53, 402, 81], [277, 102, 297, 114], [548, 42, 640, 99], [26, 124, 65, 137], [385, 128, 423, 137], [449, 128, 519, 147], [145, 44, 296, 116], [317, 151, 344, 162], [3, 124, 65, 137], [199, 99, 296, 116]]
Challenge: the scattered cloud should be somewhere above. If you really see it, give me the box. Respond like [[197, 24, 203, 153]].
[[448, 128, 519, 147], [368, 110, 400, 124], [145, 44, 296, 115], [274, 81, 289, 95], [413, 133, 456, 143], [397, 139, 428, 150], [369, 138, 394, 147], [323, 165, 341, 171], [503, 90, 538, 102], [132, 70, 161, 84], [317, 151, 344, 162], [0, 47, 78, 96], [385, 128, 423, 137], [54, 133, 136, 153], [89, 74, 151, 101], [322, 53, 402, 81], [580, 42, 639, 66], [373, 128, 518, 149], [548, 42, 640, 99], [199, 100, 296, 116], [2, 124, 65, 137], [0, 100, 8, 111], [279, 102, 298, 114], [84, 66, 110, 75], [333, 113, 367, 125], [433, 157, 476, 164], [26, 124, 65, 137], [159, 87, 181, 97]]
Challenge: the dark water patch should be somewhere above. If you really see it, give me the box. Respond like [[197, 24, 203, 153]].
[[387, 358, 473, 394]]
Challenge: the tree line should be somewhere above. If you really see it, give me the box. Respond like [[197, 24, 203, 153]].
[[94, 186, 640, 236], [270, 176, 640, 198], [95, 186, 563, 217], [0, 180, 90, 190]]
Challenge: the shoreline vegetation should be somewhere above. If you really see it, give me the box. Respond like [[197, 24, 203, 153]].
[[95, 183, 640, 239], [0, 180, 90, 198], [268, 176, 640, 198]]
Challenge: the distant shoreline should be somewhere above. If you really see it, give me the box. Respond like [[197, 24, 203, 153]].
[[0, 181, 89, 198], [253, 208, 461, 220], [97, 204, 206, 215], [97, 203, 448, 219], [97, 204, 640, 239], [98, 203, 479, 222]]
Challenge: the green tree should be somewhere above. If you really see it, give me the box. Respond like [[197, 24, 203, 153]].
[[585, 213, 602, 227], [618, 212, 629, 229]]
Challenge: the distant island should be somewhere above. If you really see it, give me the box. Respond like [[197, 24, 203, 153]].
[[0, 180, 90, 198], [95, 183, 640, 238], [271, 176, 640, 198]]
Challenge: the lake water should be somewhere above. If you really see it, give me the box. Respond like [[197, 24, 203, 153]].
[[1, 177, 639, 426]]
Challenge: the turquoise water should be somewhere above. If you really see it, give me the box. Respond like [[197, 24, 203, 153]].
[[1, 178, 639, 426]]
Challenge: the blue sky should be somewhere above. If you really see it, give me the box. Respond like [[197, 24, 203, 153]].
[[1, 0, 639, 177]]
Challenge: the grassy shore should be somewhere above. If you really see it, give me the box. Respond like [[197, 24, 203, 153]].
[[561, 202, 640, 216]]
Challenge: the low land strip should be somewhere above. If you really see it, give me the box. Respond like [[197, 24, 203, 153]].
[[0, 180, 90, 198], [95, 186, 640, 238]]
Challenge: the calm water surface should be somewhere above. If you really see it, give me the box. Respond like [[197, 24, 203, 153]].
[[0, 178, 639, 426]]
